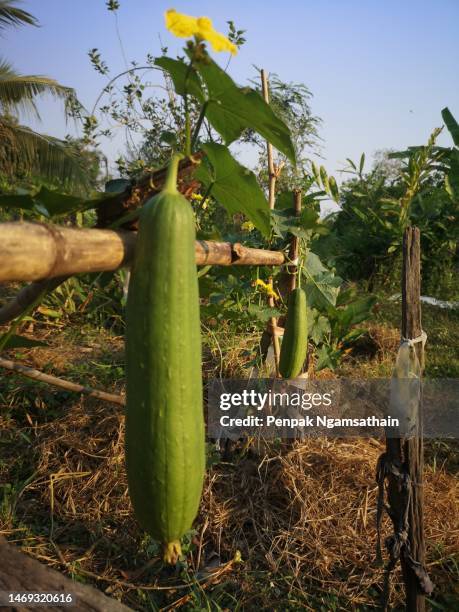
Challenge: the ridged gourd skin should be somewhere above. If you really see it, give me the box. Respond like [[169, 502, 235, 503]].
[[125, 156, 204, 564], [279, 288, 308, 379]]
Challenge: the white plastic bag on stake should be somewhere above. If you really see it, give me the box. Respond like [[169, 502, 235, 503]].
[[389, 332, 426, 438]]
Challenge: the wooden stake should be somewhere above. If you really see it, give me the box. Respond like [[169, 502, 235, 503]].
[[401, 227, 426, 611], [386, 227, 427, 611]]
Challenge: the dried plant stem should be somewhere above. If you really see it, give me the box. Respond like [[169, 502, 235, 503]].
[[0, 357, 125, 406]]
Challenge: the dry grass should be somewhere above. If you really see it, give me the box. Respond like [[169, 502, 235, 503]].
[[336, 323, 401, 379], [0, 389, 457, 610], [0, 321, 458, 610], [201, 437, 458, 609]]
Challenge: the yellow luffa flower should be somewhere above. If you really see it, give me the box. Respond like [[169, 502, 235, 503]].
[[241, 220, 255, 232], [165, 9, 237, 55], [255, 278, 279, 301]]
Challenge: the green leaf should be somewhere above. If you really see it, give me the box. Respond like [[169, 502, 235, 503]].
[[199, 275, 221, 298], [196, 142, 271, 236], [270, 208, 309, 239], [247, 304, 282, 322], [379, 197, 399, 206], [303, 190, 327, 203], [37, 307, 61, 318], [270, 209, 291, 237], [389, 148, 416, 160], [304, 251, 327, 276], [34, 187, 82, 216], [446, 149, 459, 201], [304, 270, 341, 309], [160, 130, 178, 146], [337, 296, 376, 328], [275, 190, 324, 211], [441, 107, 459, 147], [300, 207, 321, 229], [194, 55, 295, 162], [154, 56, 204, 100], [311, 161, 320, 180], [341, 328, 367, 345], [307, 309, 331, 344], [345, 158, 357, 170], [328, 176, 339, 202], [0, 334, 48, 349], [445, 175, 455, 200], [0, 192, 36, 210], [105, 178, 130, 193], [0, 115, 88, 190], [275, 190, 296, 210], [335, 285, 357, 306], [39, 187, 121, 217], [350, 206, 368, 222], [315, 345, 341, 371], [108, 207, 141, 229], [197, 265, 212, 278], [359, 152, 366, 174], [0, 186, 123, 217], [319, 166, 329, 192], [270, 206, 322, 240]]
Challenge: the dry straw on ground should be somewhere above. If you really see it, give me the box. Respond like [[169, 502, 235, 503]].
[[0, 392, 457, 610], [0, 323, 457, 609]]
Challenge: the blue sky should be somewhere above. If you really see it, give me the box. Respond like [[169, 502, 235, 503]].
[[5, 0, 459, 186]]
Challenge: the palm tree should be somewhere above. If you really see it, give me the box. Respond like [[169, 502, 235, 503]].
[[0, 1, 88, 190]]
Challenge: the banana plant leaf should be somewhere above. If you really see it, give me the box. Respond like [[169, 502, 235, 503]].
[[0, 185, 126, 218]]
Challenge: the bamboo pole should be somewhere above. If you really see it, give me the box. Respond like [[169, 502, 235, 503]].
[[261, 69, 281, 376], [0, 158, 204, 324], [0, 357, 125, 406], [261, 69, 276, 212], [0, 222, 285, 283]]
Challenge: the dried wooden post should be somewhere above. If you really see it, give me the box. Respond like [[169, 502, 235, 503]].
[[400, 227, 427, 611], [385, 227, 429, 611], [261, 69, 281, 376], [0, 536, 131, 611]]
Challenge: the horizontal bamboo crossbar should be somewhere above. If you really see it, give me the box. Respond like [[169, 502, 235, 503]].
[[0, 222, 285, 282]]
